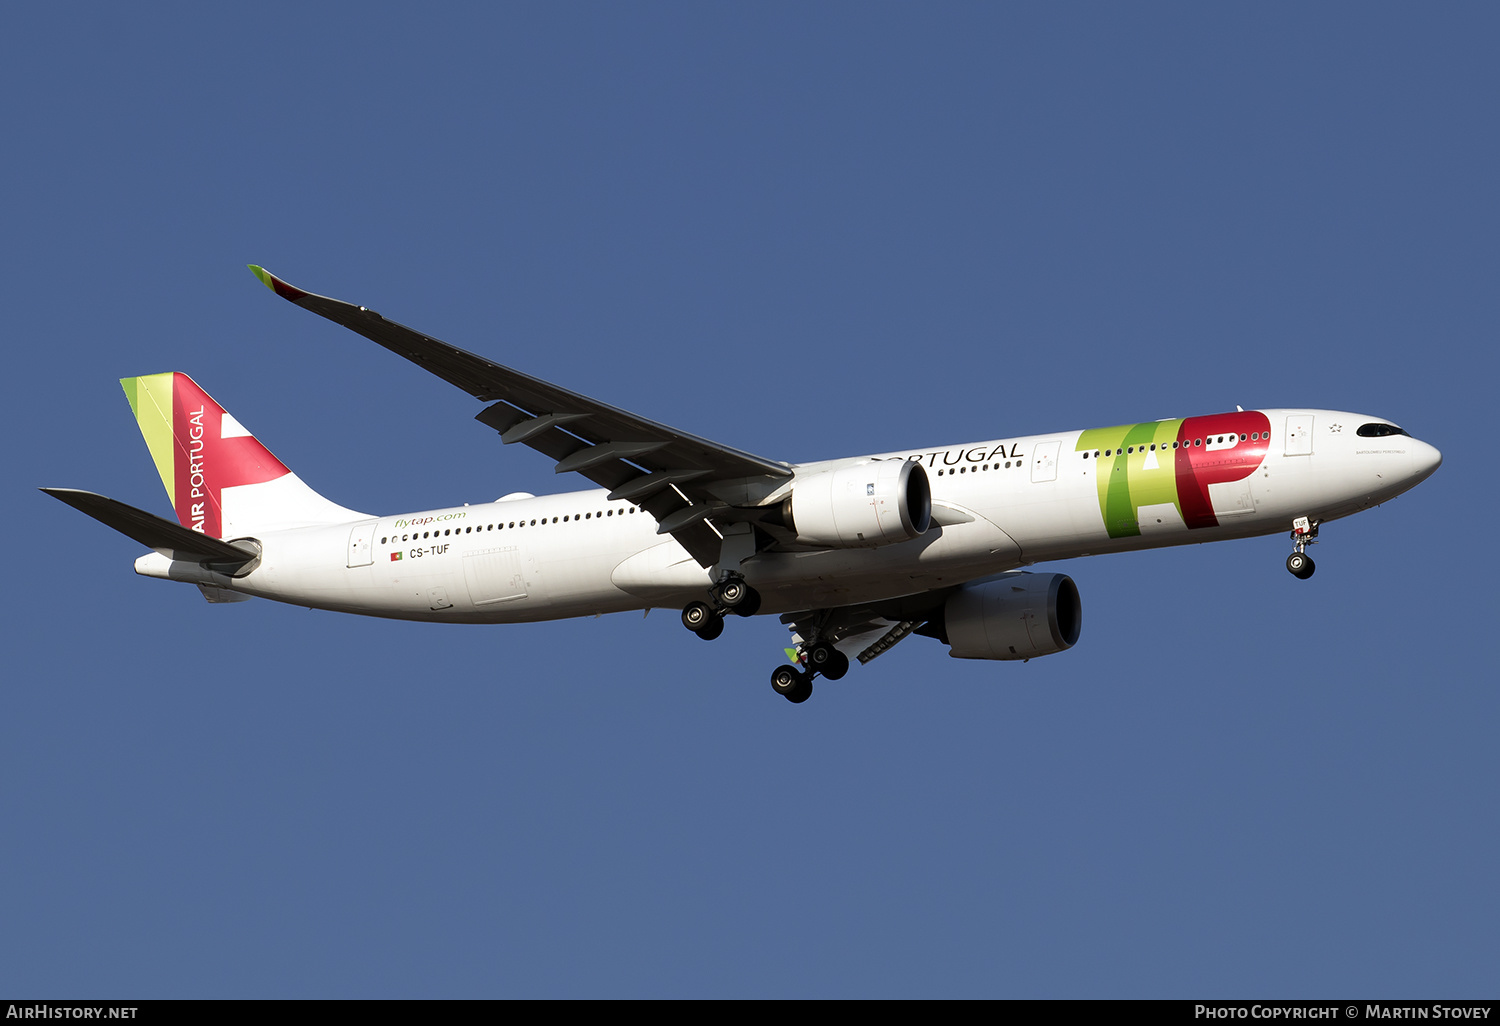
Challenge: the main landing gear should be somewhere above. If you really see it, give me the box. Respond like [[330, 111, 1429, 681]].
[[803, 640, 849, 681], [679, 583, 858, 705], [769, 640, 850, 704], [680, 575, 762, 641], [1286, 516, 1319, 580], [770, 664, 813, 703]]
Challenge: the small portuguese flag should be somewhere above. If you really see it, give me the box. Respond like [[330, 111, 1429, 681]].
[[390, 551, 402, 561]]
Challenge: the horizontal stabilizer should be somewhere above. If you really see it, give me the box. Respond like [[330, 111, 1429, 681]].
[[41, 488, 260, 566]]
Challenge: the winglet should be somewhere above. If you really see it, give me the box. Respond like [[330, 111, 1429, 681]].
[[247, 264, 308, 302]]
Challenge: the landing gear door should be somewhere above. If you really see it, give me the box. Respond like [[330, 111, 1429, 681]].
[[1030, 440, 1060, 483], [1284, 415, 1314, 456], [347, 520, 377, 567]]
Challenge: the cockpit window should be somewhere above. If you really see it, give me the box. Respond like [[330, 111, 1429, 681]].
[[1356, 423, 1410, 438]]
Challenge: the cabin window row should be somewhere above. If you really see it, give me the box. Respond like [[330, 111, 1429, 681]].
[[381, 506, 638, 544], [1080, 431, 1269, 459], [935, 461, 1024, 477]]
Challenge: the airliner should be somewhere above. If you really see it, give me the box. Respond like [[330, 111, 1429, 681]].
[[44, 267, 1443, 703]]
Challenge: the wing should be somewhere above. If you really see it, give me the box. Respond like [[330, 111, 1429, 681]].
[[249, 266, 791, 566]]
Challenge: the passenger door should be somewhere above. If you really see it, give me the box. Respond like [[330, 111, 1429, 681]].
[[346, 520, 377, 567], [1030, 440, 1060, 484], [1284, 415, 1314, 456]]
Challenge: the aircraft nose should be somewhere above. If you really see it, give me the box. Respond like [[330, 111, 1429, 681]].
[[1409, 439, 1442, 482]]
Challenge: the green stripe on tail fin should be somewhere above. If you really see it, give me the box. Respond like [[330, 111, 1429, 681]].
[[121, 373, 179, 507]]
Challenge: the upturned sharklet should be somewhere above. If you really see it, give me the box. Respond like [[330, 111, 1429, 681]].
[[554, 440, 669, 474], [501, 412, 590, 445], [607, 469, 711, 502]]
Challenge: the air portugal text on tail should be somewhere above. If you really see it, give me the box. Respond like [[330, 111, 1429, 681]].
[[43, 266, 1444, 705], [120, 371, 364, 542], [122, 372, 292, 538]]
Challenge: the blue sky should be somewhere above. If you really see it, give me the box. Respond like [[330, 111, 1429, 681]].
[[2, 4, 1495, 997]]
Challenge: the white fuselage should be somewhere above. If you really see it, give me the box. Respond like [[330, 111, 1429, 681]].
[[137, 409, 1441, 621]]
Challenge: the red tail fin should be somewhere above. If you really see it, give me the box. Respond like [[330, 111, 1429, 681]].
[[123, 372, 364, 538]]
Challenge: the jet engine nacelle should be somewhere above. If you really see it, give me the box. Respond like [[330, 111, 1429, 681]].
[[942, 573, 1082, 660], [788, 459, 931, 548]]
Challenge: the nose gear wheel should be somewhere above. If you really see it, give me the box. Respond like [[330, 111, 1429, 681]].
[[1286, 517, 1319, 580]]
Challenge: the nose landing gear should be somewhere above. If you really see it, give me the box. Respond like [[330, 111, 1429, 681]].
[[1286, 517, 1319, 579]]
